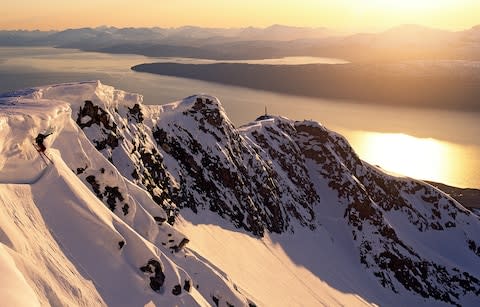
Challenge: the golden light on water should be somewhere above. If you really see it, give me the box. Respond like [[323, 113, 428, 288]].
[[347, 131, 478, 188]]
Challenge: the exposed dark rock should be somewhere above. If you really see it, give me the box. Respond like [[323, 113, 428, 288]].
[[154, 216, 166, 224], [128, 103, 144, 123], [123, 127, 175, 218], [122, 203, 129, 215], [468, 240, 480, 257], [152, 107, 318, 235], [76, 100, 120, 152], [140, 259, 165, 292], [118, 240, 125, 249], [212, 295, 219, 307], [183, 279, 191, 292], [103, 186, 123, 211], [171, 238, 190, 253], [76, 100, 116, 130], [171, 284, 182, 296], [93, 133, 120, 151], [85, 175, 101, 198]]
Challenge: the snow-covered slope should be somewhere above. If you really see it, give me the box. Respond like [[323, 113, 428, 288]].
[[1, 81, 479, 306], [0, 83, 254, 307]]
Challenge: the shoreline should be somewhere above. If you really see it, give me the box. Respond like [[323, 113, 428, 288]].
[[428, 181, 480, 209], [132, 62, 480, 113]]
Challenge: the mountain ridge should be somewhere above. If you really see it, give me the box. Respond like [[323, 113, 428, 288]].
[[2, 23, 480, 61], [0, 81, 256, 306], [0, 81, 479, 306]]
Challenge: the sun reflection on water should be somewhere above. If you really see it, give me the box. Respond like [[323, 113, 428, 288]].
[[346, 131, 478, 188]]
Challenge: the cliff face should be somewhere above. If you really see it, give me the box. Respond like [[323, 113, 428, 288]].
[[1, 81, 480, 306]]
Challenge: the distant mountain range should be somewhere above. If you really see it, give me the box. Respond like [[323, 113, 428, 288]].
[[1, 24, 480, 61], [0, 24, 338, 47]]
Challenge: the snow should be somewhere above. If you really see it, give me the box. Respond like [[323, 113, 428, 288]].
[[0, 183, 105, 306], [176, 210, 369, 307], [0, 82, 252, 306], [175, 209, 460, 307], [0, 245, 41, 307], [1, 80, 479, 307]]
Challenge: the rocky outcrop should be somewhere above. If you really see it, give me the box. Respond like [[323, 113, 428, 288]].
[[153, 97, 318, 235], [68, 84, 480, 306], [76, 100, 120, 152], [140, 259, 166, 292], [292, 121, 480, 305]]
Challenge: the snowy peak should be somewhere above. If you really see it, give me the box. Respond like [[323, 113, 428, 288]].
[[291, 119, 480, 305], [154, 96, 320, 235], [223, 109, 480, 305], [1, 81, 480, 306], [0, 82, 256, 307], [158, 94, 238, 147]]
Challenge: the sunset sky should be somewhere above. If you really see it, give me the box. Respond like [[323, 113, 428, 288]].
[[1, 0, 479, 31]]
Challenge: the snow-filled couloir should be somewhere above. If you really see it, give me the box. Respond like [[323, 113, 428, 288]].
[[0, 80, 479, 306]]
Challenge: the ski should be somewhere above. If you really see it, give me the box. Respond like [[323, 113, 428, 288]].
[[38, 151, 48, 165], [41, 151, 53, 164], [32, 143, 53, 165]]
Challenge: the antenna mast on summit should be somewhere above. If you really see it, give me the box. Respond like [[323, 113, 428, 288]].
[[265, 106, 268, 116]]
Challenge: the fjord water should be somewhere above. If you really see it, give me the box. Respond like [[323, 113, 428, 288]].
[[0, 47, 478, 188]]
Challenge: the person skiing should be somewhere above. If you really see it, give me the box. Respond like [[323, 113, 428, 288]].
[[35, 132, 52, 153]]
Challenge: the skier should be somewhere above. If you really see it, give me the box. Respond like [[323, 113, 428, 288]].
[[35, 132, 52, 153]]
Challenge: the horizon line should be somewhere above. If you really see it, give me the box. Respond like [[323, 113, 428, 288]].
[[1, 22, 479, 34]]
